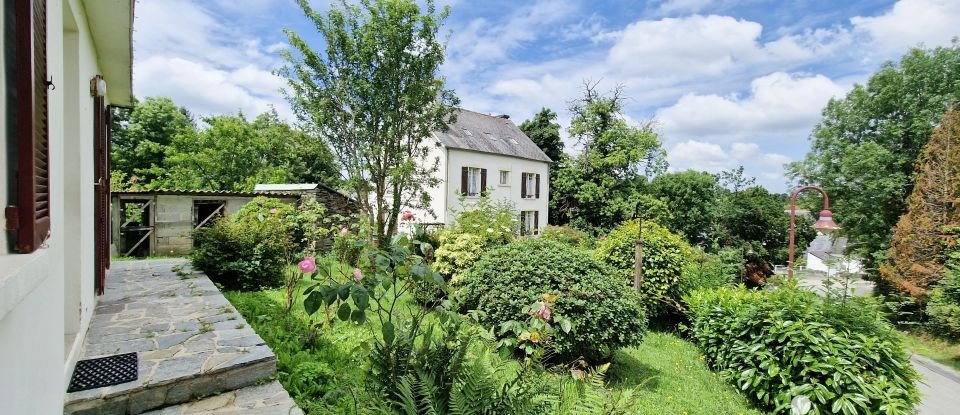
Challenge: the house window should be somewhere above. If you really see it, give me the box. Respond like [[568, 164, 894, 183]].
[[521, 173, 541, 199], [461, 167, 486, 197], [499, 170, 510, 185], [520, 210, 539, 236]]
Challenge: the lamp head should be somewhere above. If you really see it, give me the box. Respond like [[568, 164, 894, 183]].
[[813, 209, 840, 235]]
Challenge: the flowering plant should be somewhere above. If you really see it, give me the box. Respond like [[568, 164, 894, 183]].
[[497, 293, 572, 361]]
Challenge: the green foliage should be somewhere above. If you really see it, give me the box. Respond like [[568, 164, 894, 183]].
[[233, 197, 331, 255], [433, 232, 486, 283], [926, 254, 960, 340], [716, 186, 815, 265], [281, 0, 459, 246], [676, 247, 739, 301], [224, 290, 365, 413], [191, 216, 294, 291], [161, 111, 339, 191], [540, 225, 592, 249], [456, 238, 647, 362], [788, 42, 960, 271], [434, 197, 517, 282], [110, 97, 195, 189], [519, 107, 564, 164], [593, 220, 690, 306], [685, 284, 920, 414], [648, 170, 719, 245], [881, 108, 960, 296], [551, 83, 667, 231]]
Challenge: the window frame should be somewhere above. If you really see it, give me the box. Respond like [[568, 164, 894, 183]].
[[498, 170, 510, 186]]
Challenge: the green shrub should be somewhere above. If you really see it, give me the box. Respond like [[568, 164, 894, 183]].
[[676, 247, 739, 299], [685, 284, 920, 414], [540, 225, 592, 249], [593, 220, 690, 304], [191, 216, 293, 290], [449, 196, 517, 246], [455, 238, 647, 362], [433, 231, 486, 283], [926, 258, 960, 339], [234, 196, 329, 254]]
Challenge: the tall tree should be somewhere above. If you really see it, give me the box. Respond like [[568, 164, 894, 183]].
[[551, 82, 667, 232], [281, 0, 458, 245], [111, 97, 194, 188], [648, 170, 719, 246], [788, 42, 960, 271], [519, 107, 564, 163], [880, 107, 960, 297], [158, 111, 339, 191]]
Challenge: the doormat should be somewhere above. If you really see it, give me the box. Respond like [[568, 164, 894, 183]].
[[67, 352, 138, 392]]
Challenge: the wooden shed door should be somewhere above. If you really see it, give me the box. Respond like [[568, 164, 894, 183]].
[[93, 94, 111, 295]]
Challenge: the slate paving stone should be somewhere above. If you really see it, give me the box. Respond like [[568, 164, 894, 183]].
[[64, 259, 286, 415]]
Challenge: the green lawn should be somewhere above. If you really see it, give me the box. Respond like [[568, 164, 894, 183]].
[[226, 284, 763, 414], [902, 330, 960, 372]]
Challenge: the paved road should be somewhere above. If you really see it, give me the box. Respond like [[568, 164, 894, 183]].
[[912, 355, 960, 415]]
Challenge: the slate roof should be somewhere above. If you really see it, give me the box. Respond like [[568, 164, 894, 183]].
[[434, 109, 552, 163]]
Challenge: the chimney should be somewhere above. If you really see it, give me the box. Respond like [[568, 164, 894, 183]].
[[496, 114, 510, 119]]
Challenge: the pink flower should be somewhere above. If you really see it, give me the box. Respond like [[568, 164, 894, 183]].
[[340, 227, 349, 237], [401, 210, 415, 221], [298, 256, 317, 273], [353, 268, 364, 282], [528, 302, 551, 321]]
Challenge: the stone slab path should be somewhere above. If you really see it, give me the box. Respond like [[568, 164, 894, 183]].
[[64, 259, 288, 414], [143, 381, 302, 415]]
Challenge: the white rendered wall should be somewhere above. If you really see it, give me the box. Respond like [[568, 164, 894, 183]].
[[441, 148, 549, 231], [0, 1, 109, 411]]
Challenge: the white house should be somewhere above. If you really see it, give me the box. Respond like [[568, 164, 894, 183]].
[[411, 109, 552, 235], [1, 0, 133, 412], [806, 235, 864, 276]]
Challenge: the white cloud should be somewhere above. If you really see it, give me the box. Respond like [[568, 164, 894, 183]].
[[135, 56, 291, 121], [851, 0, 960, 52], [655, 72, 848, 140], [667, 140, 792, 189], [133, 0, 290, 120]]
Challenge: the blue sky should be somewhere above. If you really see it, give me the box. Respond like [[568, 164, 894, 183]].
[[132, 0, 960, 190]]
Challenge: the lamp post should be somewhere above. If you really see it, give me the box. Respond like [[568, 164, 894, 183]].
[[788, 186, 840, 278]]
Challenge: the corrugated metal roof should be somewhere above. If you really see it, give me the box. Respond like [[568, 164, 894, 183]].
[[254, 183, 319, 191], [435, 109, 552, 163], [112, 189, 300, 198]]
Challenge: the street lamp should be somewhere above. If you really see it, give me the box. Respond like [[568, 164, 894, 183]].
[[788, 186, 840, 278]]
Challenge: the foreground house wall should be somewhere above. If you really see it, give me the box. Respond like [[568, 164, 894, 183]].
[[0, 0, 132, 412]]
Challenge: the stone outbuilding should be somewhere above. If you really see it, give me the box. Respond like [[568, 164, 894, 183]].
[[111, 185, 358, 257]]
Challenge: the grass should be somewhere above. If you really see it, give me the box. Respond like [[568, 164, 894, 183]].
[[226, 278, 763, 415], [608, 332, 764, 414], [901, 330, 960, 372]]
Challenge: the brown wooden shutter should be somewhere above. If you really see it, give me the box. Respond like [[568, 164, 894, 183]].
[[534, 211, 539, 233], [519, 212, 525, 235], [94, 97, 110, 295], [520, 173, 527, 198], [5, 0, 50, 253], [480, 169, 487, 196], [460, 167, 468, 196], [535, 174, 541, 199]]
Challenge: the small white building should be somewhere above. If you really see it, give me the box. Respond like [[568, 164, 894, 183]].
[[806, 235, 864, 276], [0, 1, 134, 412], [411, 109, 552, 235]]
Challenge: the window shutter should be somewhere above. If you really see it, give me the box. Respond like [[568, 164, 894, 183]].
[[94, 98, 110, 295], [534, 211, 539, 233], [461, 167, 468, 196], [519, 212, 525, 236], [535, 174, 541, 199], [5, 0, 50, 253], [520, 173, 527, 198], [480, 169, 487, 196]]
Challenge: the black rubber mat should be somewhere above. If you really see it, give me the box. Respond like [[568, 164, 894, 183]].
[[67, 352, 138, 392]]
